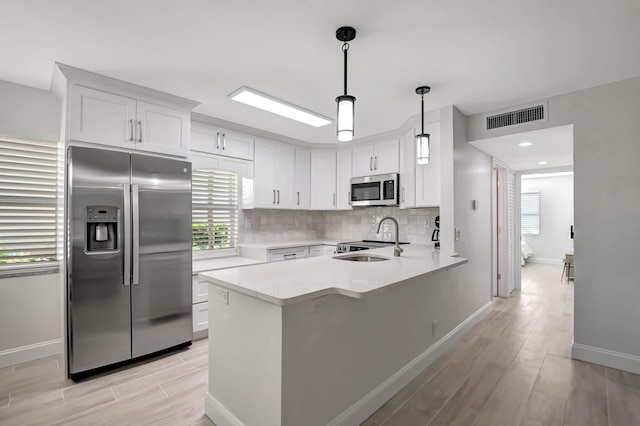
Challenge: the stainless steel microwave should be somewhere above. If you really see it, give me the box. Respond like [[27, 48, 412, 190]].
[[350, 173, 399, 207]]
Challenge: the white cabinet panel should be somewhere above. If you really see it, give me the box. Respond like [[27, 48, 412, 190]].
[[294, 149, 311, 209], [136, 101, 190, 157], [336, 150, 352, 210], [415, 122, 441, 207], [274, 143, 295, 209], [308, 245, 324, 257], [69, 85, 136, 149], [352, 140, 399, 177], [69, 85, 190, 157], [268, 246, 309, 262], [192, 302, 209, 332], [191, 123, 254, 160], [322, 245, 337, 256], [192, 277, 209, 304], [399, 127, 416, 208], [310, 151, 337, 210], [251, 139, 295, 209]]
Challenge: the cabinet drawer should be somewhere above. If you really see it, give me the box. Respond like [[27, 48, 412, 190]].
[[192, 276, 209, 304], [267, 246, 309, 262], [192, 302, 209, 332]]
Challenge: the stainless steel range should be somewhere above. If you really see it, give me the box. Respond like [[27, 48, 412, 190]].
[[336, 240, 410, 253]]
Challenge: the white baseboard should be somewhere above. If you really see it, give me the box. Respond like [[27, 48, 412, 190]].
[[529, 257, 563, 266], [204, 393, 244, 426], [572, 342, 640, 375], [0, 338, 63, 369], [328, 301, 494, 426]]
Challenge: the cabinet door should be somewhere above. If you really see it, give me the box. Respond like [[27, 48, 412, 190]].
[[69, 85, 137, 149], [253, 139, 277, 208], [294, 149, 311, 209], [136, 101, 190, 157], [336, 150, 352, 210], [274, 143, 295, 209], [399, 127, 416, 208], [191, 123, 222, 155], [192, 302, 209, 332], [310, 151, 337, 210], [373, 139, 399, 174], [308, 245, 324, 257], [322, 245, 337, 256], [352, 144, 374, 177], [220, 130, 254, 160], [415, 122, 441, 207]]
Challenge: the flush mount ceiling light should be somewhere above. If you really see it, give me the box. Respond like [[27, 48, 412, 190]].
[[415, 86, 431, 165], [335, 26, 356, 142], [519, 141, 533, 147], [229, 86, 332, 128]]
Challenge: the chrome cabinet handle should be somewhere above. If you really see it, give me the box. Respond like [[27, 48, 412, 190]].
[[129, 119, 134, 142], [222, 133, 226, 150], [132, 184, 140, 285], [374, 156, 378, 170], [216, 132, 220, 150], [123, 184, 131, 286], [297, 191, 300, 206], [277, 190, 280, 204], [370, 157, 373, 171], [402, 187, 405, 202], [333, 193, 336, 206], [348, 191, 351, 205], [137, 121, 143, 143], [283, 253, 297, 259], [273, 189, 276, 204]]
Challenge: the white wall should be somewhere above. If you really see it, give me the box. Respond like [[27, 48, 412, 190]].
[[521, 174, 574, 264], [467, 76, 640, 374], [0, 80, 63, 368]]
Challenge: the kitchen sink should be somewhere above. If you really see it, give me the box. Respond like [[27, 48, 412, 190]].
[[333, 254, 390, 262]]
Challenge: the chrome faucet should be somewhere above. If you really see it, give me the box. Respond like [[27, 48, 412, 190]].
[[376, 216, 403, 257]]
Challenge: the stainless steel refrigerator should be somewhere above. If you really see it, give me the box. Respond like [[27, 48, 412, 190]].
[[66, 146, 192, 378]]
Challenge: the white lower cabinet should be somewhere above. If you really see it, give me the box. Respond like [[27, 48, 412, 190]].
[[192, 302, 209, 333], [323, 245, 337, 256], [268, 246, 309, 262], [310, 245, 337, 257]]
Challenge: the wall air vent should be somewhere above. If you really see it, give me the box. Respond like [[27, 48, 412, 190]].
[[486, 104, 545, 130]]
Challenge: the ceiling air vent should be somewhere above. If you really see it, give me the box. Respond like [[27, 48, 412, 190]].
[[486, 104, 544, 130]]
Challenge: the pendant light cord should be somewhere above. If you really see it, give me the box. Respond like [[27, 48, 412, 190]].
[[342, 42, 349, 95], [421, 93, 425, 134]]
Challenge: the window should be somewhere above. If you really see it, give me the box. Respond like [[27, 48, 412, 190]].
[[0, 137, 62, 271], [521, 191, 540, 235], [191, 169, 239, 253]]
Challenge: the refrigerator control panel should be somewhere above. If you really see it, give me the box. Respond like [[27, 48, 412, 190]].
[[86, 206, 118, 222]]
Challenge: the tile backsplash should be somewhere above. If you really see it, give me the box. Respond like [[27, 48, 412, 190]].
[[240, 207, 440, 245]]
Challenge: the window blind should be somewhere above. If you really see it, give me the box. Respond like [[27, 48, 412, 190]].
[[521, 191, 540, 235], [0, 138, 60, 265], [192, 169, 239, 251]]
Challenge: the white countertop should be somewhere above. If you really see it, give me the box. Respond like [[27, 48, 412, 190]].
[[192, 256, 266, 274], [238, 240, 341, 250], [199, 245, 467, 306]]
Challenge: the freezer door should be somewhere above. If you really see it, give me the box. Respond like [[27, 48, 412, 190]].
[[131, 154, 192, 357], [67, 147, 132, 375]]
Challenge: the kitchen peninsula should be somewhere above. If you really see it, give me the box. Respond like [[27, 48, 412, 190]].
[[200, 244, 488, 426]]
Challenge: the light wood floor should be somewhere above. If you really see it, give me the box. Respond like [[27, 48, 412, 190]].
[[1, 263, 639, 425]]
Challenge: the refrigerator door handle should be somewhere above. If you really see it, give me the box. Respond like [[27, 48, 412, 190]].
[[132, 184, 140, 285], [123, 184, 131, 286]]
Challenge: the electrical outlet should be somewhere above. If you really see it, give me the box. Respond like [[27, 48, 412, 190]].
[[432, 320, 438, 337], [215, 287, 229, 305]]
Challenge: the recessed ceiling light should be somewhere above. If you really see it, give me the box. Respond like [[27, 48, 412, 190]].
[[538, 161, 548, 165], [229, 86, 332, 128], [519, 142, 533, 147]]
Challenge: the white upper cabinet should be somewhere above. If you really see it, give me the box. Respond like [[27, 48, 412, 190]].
[[190, 122, 254, 160], [310, 151, 337, 210], [250, 139, 295, 209], [336, 150, 352, 210], [352, 139, 399, 177], [294, 149, 311, 210], [68, 85, 191, 157], [399, 127, 416, 209], [415, 122, 441, 207]]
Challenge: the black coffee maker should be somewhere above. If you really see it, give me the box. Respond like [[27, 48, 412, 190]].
[[432, 216, 440, 250]]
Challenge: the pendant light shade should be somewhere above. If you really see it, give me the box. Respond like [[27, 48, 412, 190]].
[[415, 86, 431, 165], [336, 27, 356, 142]]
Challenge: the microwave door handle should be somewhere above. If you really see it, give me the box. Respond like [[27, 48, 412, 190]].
[[132, 184, 140, 285], [123, 184, 131, 286]]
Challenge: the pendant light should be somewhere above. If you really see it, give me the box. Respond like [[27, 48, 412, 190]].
[[416, 86, 431, 165], [335, 26, 356, 142]]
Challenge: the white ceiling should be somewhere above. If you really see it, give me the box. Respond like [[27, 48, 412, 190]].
[[469, 125, 573, 171], [1, 1, 639, 144]]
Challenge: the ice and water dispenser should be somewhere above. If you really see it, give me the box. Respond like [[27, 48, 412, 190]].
[[86, 206, 118, 251]]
